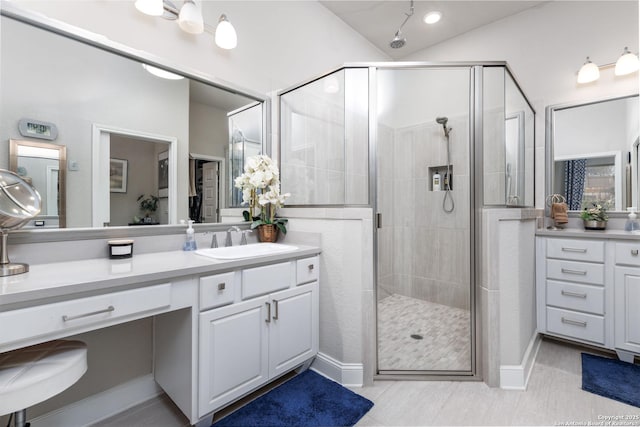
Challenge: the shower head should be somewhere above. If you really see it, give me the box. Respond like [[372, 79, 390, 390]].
[[389, 0, 414, 49], [436, 116, 451, 137], [390, 31, 406, 49]]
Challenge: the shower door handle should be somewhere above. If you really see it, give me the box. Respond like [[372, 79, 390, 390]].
[[376, 213, 382, 229]]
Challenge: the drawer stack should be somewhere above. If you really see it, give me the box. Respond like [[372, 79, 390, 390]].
[[544, 238, 605, 345]]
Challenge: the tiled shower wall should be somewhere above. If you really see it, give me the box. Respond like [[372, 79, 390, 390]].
[[377, 117, 471, 310]]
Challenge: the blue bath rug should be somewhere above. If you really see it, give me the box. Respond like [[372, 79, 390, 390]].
[[581, 353, 640, 408], [212, 370, 374, 427]]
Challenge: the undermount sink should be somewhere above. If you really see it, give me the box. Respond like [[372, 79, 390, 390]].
[[195, 243, 298, 260]]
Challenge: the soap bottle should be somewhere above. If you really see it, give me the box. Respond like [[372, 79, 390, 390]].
[[433, 170, 441, 191], [625, 207, 640, 232], [183, 220, 197, 251]]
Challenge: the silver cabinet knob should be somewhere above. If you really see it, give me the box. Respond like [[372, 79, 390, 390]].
[[308, 264, 314, 271], [632, 249, 639, 256], [218, 282, 226, 290]]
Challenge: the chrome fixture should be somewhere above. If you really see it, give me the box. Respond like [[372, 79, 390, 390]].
[[436, 117, 454, 213], [389, 0, 414, 49], [0, 169, 42, 276], [225, 226, 241, 247], [240, 230, 251, 246], [577, 47, 639, 83], [134, 0, 238, 49], [210, 233, 218, 248]]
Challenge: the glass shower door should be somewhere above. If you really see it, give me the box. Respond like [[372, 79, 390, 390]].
[[375, 67, 473, 374]]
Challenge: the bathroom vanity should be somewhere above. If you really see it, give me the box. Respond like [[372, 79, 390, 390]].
[[536, 230, 640, 362], [0, 246, 320, 425]]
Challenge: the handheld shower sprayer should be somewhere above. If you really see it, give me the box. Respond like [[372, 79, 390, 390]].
[[436, 116, 451, 138], [435, 116, 454, 213]]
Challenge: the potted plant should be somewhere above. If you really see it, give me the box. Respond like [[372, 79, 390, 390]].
[[137, 194, 159, 223], [580, 202, 608, 230], [234, 155, 290, 242]]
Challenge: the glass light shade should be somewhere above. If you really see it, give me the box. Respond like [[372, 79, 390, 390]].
[[423, 11, 442, 24], [135, 0, 164, 16], [178, 1, 204, 34], [577, 58, 600, 84], [215, 15, 237, 49], [615, 48, 639, 76], [142, 64, 184, 80]]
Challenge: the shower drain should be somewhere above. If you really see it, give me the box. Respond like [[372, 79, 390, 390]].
[[410, 334, 423, 340]]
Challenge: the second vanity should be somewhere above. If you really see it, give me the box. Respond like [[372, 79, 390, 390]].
[[536, 229, 640, 362], [0, 244, 321, 426]]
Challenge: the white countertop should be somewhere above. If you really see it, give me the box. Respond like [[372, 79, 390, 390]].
[[0, 245, 321, 308], [536, 227, 640, 240]]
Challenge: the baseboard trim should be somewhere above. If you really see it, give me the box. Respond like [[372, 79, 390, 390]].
[[311, 352, 364, 387], [31, 374, 162, 427], [499, 334, 542, 390]]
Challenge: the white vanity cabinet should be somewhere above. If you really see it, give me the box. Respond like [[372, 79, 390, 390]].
[[613, 242, 640, 359], [537, 235, 639, 361], [198, 257, 319, 417]]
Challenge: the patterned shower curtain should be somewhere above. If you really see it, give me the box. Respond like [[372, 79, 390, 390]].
[[564, 159, 587, 210]]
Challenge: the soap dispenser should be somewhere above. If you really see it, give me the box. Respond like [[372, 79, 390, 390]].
[[183, 220, 197, 251], [625, 207, 640, 232], [433, 170, 441, 191]]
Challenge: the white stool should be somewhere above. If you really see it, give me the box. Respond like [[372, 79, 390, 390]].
[[0, 340, 87, 427]]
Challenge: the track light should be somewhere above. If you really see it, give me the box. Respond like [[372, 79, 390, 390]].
[[135, 0, 237, 50], [577, 47, 639, 84]]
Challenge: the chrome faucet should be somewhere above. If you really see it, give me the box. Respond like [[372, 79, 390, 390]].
[[210, 233, 218, 248], [240, 230, 252, 246], [225, 226, 241, 247]]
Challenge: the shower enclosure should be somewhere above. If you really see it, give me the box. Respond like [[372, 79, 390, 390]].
[[279, 63, 534, 378]]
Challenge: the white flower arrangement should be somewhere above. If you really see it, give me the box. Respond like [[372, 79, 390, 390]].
[[234, 155, 290, 233]]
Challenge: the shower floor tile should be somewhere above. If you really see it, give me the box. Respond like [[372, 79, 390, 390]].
[[377, 293, 471, 371]]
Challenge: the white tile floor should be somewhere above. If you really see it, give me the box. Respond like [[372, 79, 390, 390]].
[[377, 294, 471, 371], [94, 338, 640, 427]]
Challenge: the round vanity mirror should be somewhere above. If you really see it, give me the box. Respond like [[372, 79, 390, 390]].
[[0, 169, 42, 276]]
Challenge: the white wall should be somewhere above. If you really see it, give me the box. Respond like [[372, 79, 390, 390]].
[[401, 0, 639, 208]]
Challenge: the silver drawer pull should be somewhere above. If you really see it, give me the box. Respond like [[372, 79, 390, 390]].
[[273, 299, 279, 320], [63, 305, 115, 322], [632, 250, 639, 256], [218, 282, 226, 291], [308, 264, 314, 271], [265, 302, 271, 323], [561, 290, 587, 298], [561, 247, 587, 253], [561, 317, 587, 327], [561, 268, 587, 275]]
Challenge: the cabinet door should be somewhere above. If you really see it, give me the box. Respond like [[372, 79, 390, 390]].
[[198, 296, 269, 416], [268, 282, 319, 377], [614, 267, 640, 354]]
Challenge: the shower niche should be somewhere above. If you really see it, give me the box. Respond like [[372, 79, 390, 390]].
[[429, 165, 454, 191]]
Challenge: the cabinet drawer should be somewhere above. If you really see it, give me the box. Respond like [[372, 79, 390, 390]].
[[546, 259, 604, 285], [296, 256, 319, 285], [546, 280, 604, 315], [615, 242, 640, 266], [0, 283, 171, 347], [546, 307, 605, 345], [200, 272, 237, 310], [242, 262, 291, 299], [547, 238, 604, 262]]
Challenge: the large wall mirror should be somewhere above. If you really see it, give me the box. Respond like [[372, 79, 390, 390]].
[[0, 9, 267, 230], [547, 94, 639, 213]]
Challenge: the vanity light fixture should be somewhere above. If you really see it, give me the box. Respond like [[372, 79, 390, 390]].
[[423, 11, 442, 25], [135, 0, 237, 49], [577, 47, 639, 84], [142, 64, 184, 80]]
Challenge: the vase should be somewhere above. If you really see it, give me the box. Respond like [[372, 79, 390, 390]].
[[583, 220, 607, 230], [257, 224, 279, 243]]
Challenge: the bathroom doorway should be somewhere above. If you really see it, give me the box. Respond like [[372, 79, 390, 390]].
[[189, 154, 224, 223], [375, 67, 474, 376]]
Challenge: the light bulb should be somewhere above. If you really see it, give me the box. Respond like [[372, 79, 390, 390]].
[[178, 0, 204, 34], [215, 14, 237, 49], [577, 57, 600, 84], [142, 64, 184, 80], [615, 47, 639, 76], [135, 0, 164, 16]]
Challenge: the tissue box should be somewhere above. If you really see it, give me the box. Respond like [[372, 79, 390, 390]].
[[108, 239, 134, 259]]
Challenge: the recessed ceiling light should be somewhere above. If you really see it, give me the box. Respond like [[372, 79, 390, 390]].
[[423, 11, 442, 25]]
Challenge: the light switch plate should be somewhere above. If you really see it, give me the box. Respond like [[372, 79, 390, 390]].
[[69, 160, 79, 171]]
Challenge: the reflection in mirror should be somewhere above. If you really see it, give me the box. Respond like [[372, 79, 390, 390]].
[[9, 139, 67, 228], [229, 103, 263, 207], [1, 13, 265, 229], [548, 95, 639, 212], [505, 112, 525, 206]]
